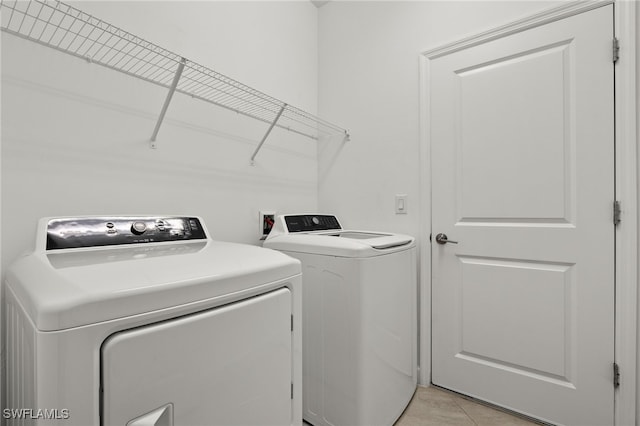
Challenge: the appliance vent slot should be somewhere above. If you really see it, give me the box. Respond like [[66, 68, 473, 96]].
[[6, 298, 37, 413]]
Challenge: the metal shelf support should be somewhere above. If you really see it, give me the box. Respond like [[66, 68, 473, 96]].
[[250, 104, 286, 165], [150, 57, 186, 148]]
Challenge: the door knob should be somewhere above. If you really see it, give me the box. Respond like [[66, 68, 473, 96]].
[[435, 233, 458, 245]]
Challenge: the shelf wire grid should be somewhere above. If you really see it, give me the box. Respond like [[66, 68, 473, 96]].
[[1, 0, 349, 141]]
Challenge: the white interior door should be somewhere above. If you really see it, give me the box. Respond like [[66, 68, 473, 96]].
[[430, 5, 614, 426]]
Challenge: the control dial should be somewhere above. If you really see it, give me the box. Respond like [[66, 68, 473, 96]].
[[131, 221, 147, 235], [312, 216, 321, 225]]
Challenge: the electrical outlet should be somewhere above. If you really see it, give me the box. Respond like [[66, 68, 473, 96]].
[[259, 211, 276, 237]]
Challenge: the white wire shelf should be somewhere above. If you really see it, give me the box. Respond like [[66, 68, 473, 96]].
[[0, 0, 350, 160]]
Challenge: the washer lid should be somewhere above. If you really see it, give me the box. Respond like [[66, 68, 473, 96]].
[[263, 230, 415, 257], [6, 240, 300, 331]]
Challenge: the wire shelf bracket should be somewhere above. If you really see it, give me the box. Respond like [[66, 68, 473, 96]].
[[250, 104, 286, 165], [150, 57, 186, 148], [0, 0, 351, 159]]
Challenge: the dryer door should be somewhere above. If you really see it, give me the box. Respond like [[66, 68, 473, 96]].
[[101, 288, 292, 426]]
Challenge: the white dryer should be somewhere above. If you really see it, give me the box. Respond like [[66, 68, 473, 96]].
[[263, 214, 417, 426], [4, 216, 302, 426]]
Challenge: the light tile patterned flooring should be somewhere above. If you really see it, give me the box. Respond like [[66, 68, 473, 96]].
[[395, 386, 541, 426]]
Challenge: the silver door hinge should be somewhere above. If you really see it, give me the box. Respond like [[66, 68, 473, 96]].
[[613, 37, 620, 63], [614, 362, 620, 388], [614, 201, 621, 226]]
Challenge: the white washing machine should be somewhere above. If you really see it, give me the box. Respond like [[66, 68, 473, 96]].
[[263, 214, 417, 426], [4, 216, 302, 426]]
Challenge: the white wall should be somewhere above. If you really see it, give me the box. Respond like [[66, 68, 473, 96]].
[[1, 0, 318, 411]]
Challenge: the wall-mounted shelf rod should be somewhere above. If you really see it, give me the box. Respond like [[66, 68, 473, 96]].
[[0, 0, 351, 158], [251, 104, 286, 165], [150, 57, 186, 148]]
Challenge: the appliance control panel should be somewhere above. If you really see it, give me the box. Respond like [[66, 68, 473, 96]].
[[284, 215, 341, 233], [46, 216, 207, 250]]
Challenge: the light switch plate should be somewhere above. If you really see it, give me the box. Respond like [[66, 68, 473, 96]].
[[395, 194, 408, 214]]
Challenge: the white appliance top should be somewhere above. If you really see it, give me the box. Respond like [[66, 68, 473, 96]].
[[6, 216, 300, 331], [264, 214, 415, 257]]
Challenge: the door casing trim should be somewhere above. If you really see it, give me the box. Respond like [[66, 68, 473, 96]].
[[418, 1, 637, 425]]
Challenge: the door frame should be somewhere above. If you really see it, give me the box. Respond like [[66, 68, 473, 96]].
[[418, 1, 638, 424]]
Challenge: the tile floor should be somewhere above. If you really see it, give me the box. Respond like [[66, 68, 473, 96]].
[[395, 386, 542, 426]]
